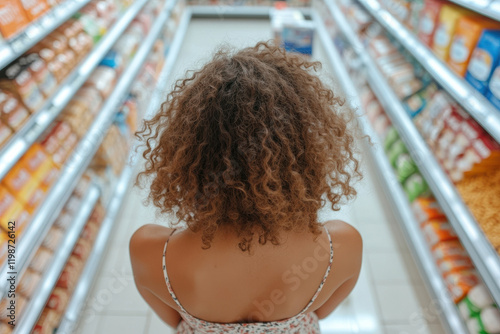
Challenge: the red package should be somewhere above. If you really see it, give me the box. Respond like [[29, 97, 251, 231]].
[[411, 197, 446, 225], [46, 287, 69, 313], [417, 0, 446, 46], [432, 239, 468, 261], [438, 256, 474, 275], [445, 269, 480, 303], [421, 219, 457, 246]]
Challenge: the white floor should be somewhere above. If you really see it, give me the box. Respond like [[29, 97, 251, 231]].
[[74, 19, 447, 334]]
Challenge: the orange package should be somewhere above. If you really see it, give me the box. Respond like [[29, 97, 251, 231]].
[[421, 219, 457, 246], [0, 186, 29, 232], [448, 17, 500, 76], [432, 239, 468, 261], [438, 256, 474, 274], [418, 0, 446, 47], [0, 121, 13, 148], [0, 0, 29, 39], [432, 5, 473, 61], [20, 143, 59, 192], [19, 0, 50, 21], [3, 161, 45, 214], [445, 269, 480, 303], [0, 232, 7, 267], [411, 197, 446, 225]]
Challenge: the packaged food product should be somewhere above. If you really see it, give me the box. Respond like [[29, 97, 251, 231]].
[[432, 239, 468, 261], [0, 294, 26, 321], [387, 139, 408, 166], [438, 256, 473, 274], [486, 62, 500, 110], [414, 91, 454, 145], [466, 306, 500, 333], [432, 5, 472, 61], [0, 63, 44, 112], [281, 21, 315, 56], [19, 0, 50, 21], [0, 91, 30, 130], [30, 247, 52, 273], [2, 162, 40, 207], [73, 175, 90, 198], [72, 238, 92, 261], [85, 66, 117, 98], [17, 268, 42, 296], [445, 269, 480, 303], [0, 232, 7, 266], [32, 308, 58, 334], [421, 218, 456, 246], [81, 221, 99, 241], [458, 284, 495, 319], [0, 0, 29, 39], [0, 189, 30, 233], [56, 255, 83, 290], [0, 121, 13, 147], [384, 126, 400, 151], [411, 197, 446, 224], [395, 153, 417, 183], [448, 17, 500, 77], [403, 82, 438, 118], [54, 210, 72, 230], [25, 54, 57, 98], [42, 226, 64, 251], [466, 30, 500, 95], [46, 287, 69, 313], [417, 0, 445, 46]]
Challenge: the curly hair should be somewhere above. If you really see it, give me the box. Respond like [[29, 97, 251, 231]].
[[136, 41, 361, 252]]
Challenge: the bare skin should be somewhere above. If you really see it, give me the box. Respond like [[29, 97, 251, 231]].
[[129, 219, 362, 329]]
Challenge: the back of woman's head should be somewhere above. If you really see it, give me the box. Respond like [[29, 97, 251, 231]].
[[136, 41, 361, 251]]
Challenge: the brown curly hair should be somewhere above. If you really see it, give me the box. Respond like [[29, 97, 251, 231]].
[[136, 42, 361, 251]]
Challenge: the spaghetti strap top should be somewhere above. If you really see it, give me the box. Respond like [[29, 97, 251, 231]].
[[162, 225, 334, 334]]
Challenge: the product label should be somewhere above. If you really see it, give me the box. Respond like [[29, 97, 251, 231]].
[[468, 49, 493, 81], [450, 36, 469, 63], [434, 24, 450, 47], [420, 13, 434, 34], [488, 67, 500, 98]]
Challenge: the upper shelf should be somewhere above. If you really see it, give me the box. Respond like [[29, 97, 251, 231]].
[[356, 0, 500, 144], [0, 0, 92, 70], [323, 0, 500, 309], [448, 0, 500, 21]]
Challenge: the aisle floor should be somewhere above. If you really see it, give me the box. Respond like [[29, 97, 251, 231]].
[[75, 19, 446, 334]]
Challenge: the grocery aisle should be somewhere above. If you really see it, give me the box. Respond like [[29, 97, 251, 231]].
[[75, 18, 446, 334]]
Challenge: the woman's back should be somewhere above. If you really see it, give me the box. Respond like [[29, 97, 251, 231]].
[[130, 41, 363, 332]]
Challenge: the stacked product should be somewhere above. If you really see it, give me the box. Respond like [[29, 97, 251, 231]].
[[185, 0, 311, 7]]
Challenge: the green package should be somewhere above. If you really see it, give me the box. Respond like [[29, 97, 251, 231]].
[[384, 126, 400, 152], [395, 153, 418, 183], [388, 139, 408, 167], [403, 173, 430, 202]]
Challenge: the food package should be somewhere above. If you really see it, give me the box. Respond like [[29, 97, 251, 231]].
[[0, 187, 30, 233], [0, 0, 29, 39], [387, 139, 408, 166], [72, 238, 92, 261], [395, 153, 418, 183], [411, 197, 446, 224], [414, 91, 454, 146], [0, 232, 7, 266], [32, 309, 58, 334], [19, 0, 50, 21], [417, 0, 446, 46], [403, 82, 438, 118], [84, 66, 117, 99], [2, 162, 40, 206], [432, 239, 468, 261], [72, 86, 103, 115], [458, 284, 495, 319], [24, 54, 57, 98], [432, 5, 473, 61], [384, 127, 400, 152], [46, 287, 69, 313], [448, 17, 500, 77], [466, 30, 500, 95], [404, 173, 430, 202], [30, 247, 52, 273], [54, 210, 72, 230], [17, 268, 42, 297], [42, 226, 64, 250], [0, 294, 26, 322], [486, 61, 500, 110], [421, 218, 456, 246], [0, 90, 30, 130], [445, 269, 480, 303], [438, 256, 473, 275], [81, 221, 99, 241], [0, 121, 13, 147], [281, 20, 315, 56], [0, 64, 44, 113], [56, 255, 83, 290], [466, 307, 500, 334]]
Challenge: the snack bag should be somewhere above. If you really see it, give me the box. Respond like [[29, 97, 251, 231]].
[[388, 139, 408, 167], [0, 0, 29, 39], [438, 256, 473, 275], [432, 5, 472, 61], [448, 17, 500, 77], [466, 30, 500, 94], [384, 126, 400, 151], [403, 173, 430, 202], [432, 239, 468, 261], [411, 197, 446, 224], [395, 153, 418, 183], [421, 218, 456, 246], [417, 0, 445, 46], [403, 82, 438, 118], [19, 0, 50, 21], [445, 269, 480, 303]]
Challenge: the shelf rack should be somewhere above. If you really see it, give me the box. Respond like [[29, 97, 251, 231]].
[[0, 0, 150, 182], [57, 6, 189, 332], [0, 0, 92, 70], [0, 0, 171, 301], [315, 11, 468, 333], [356, 0, 500, 144], [323, 0, 500, 309], [448, 0, 500, 22], [13, 184, 101, 334]]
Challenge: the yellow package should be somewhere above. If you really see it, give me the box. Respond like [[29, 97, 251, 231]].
[[448, 16, 500, 76], [432, 5, 473, 61], [3, 162, 42, 207]]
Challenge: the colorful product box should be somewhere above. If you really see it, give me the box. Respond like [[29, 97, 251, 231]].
[[432, 5, 473, 61], [466, 30, 500, 94]]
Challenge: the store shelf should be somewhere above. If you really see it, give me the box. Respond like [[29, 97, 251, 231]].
[[356, 0, 500, 144], [448, 0, 500, 22], [0, 0, 92, 70], [323, 0, 500, 307], [13, 185, 100, 334], [0, 0, 149, 182], [57, 167, 132, 334], [0, 0, 171, 300], [190, 5, 311, 18], [315, 13, 468, 333]]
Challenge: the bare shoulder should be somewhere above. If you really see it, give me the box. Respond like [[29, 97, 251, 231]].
[[323, 220, 362, 247], [130, 224, 174, 248], [323, 220, 362, 271]]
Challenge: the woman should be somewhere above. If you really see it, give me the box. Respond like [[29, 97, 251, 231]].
[[130, 42, 363, 333]]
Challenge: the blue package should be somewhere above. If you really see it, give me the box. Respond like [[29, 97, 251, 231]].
[[465, 29, 500, 95], [281, 21, 315, 56]]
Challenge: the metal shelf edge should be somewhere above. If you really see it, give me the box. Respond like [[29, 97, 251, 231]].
[[13, 185, 101, 334], [0, 0, 150, 182], [314, 13, 468, 333], [448, 0, 500, 22], [57, 167, 133, 334], [356, 0, 500, 144], [189, 5, 311, 18]]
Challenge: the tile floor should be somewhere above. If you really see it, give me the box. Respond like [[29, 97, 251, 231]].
[[74, 18, 448, 334]]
